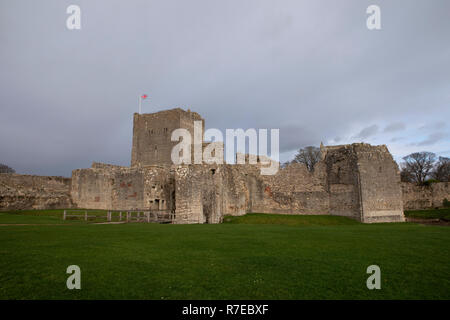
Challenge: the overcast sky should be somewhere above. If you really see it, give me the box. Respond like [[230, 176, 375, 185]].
[[1, 0, 449, 177]]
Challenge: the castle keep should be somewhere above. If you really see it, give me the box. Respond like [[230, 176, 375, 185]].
[[69, 108, 406, 223], [131, 108, 205, 167]]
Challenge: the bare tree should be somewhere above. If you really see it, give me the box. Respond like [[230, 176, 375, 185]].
[[431, 157, 450, 182], [292, 146, 321, 172], [401, 152, 436, 185], [0, 163, 15, 174], [400, 168, 414, 183]]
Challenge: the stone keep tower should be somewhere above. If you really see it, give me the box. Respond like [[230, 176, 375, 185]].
[[131, 108, 205, 167]]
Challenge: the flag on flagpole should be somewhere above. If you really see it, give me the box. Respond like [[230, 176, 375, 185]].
[[139, 94, 148, 114]]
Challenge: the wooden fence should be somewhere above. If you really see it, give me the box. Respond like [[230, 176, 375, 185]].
[[63, 209, 175, 224]]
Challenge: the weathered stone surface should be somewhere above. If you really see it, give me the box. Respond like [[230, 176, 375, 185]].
[[402, 182, 450, 209], [71, 163, 173, 211], [0, 173, 72, 210], [352, 144, 404, 223], [131, 108, 204, 167]]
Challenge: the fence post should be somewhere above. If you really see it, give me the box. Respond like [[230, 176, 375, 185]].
[[126, 212, 129, 223], [85, 211, 88, 221], [63, 210, 66, 220], [119, 212, 122, 221], [147, 212, 150, 223], [107, 211, 111, 222]]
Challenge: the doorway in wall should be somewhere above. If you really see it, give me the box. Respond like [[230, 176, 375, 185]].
[[150, 199, 160, 210]]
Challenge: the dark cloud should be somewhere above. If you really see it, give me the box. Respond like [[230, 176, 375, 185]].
[[384, 122, 406, 133], [1, 0, 449, 176], [416, 132, 447, 146], [354, 125, 379, 140], [278, 125, 321, 153], [419, 121, 447, 131], [390, 137, 405, 142]]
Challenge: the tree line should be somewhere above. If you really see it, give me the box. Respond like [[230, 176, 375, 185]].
[[400, 152, 449, 184]]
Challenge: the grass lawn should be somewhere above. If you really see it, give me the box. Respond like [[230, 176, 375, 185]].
[[224, 213, 361, 226], [404, 208, 450, 220], [0, 210, 449, 299]]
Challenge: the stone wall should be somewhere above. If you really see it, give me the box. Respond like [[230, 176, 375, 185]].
[[71, 163, 174, 211], [402, 182, 450, 210], [324, 145, 361, 219], [244, 162, 329, 215], [353, 144, 404, 222], [0, 173, 72, 210], [173, 164, 224, 224], [167, 143, 405, 223]]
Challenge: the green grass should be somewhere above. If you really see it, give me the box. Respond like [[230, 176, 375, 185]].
[[224, 213, 360, 226], [404, 208, 450, 220], [0, 212, 83, 224], [0, 211, 449, 299]]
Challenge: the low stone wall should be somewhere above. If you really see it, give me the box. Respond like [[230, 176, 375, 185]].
[[0, 173, 73, 210], [402, 182, 450, 210]]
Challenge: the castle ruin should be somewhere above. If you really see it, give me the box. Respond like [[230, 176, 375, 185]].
[[69, 108, 406, 223]]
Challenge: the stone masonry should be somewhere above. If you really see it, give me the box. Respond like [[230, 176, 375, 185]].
[[0, 173, 72, 210]]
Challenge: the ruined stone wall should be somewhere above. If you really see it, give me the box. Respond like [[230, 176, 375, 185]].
[[71, 164, 173, 211], [224, 143, 405, 223], [324, 145, 361, 219], [255, 162, 329, 215], [0, 173, 72, 210], [173, 164, 224, 224], [141, 166, 174, 212], [402, 182, 450, 210], [71, 167, 114, 209], [221, 165, 260, 216], [170, 143, 405, 223], [70, 143, 407, 224], [353, 144, 404, 223], [212, 162, 330, 216]]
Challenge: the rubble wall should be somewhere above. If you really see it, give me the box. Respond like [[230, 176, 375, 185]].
[[0, 173, 72, 210], [71, 164, 173, 211], [402, 182, 450, 209], [354, 144, 405, 223]]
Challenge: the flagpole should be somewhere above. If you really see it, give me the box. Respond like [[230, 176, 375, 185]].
[[139, 95, 141, 114]]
